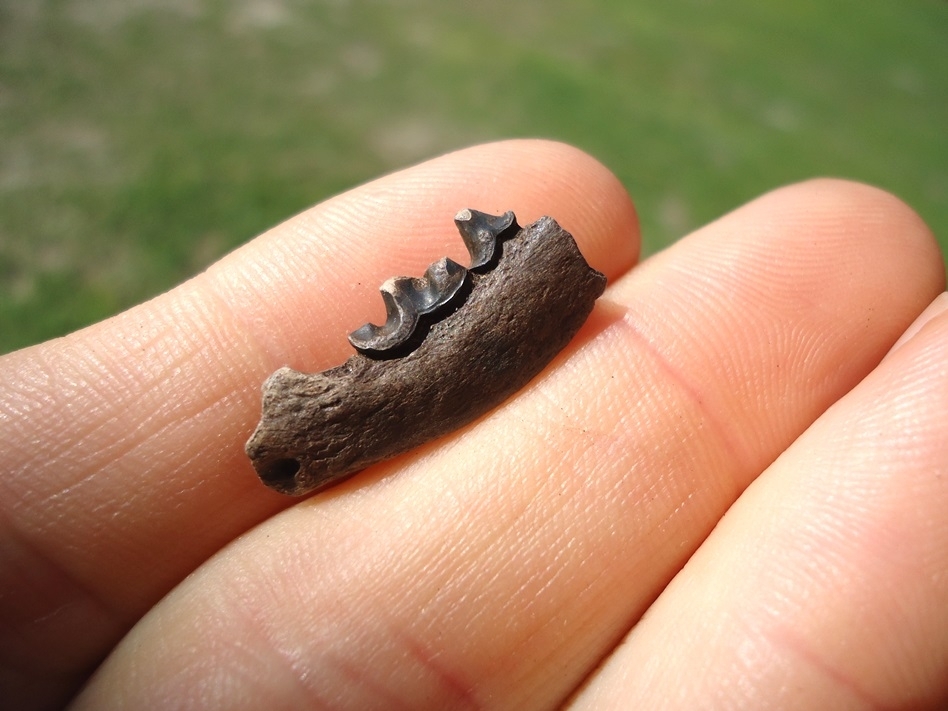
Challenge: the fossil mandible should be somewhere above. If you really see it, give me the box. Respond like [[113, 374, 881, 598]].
[[245, 209, 606, 495]]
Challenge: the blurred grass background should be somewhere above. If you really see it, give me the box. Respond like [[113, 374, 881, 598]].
[[1, 0, 945, 354]]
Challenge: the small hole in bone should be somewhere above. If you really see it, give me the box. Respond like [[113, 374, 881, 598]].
[[265, 458, 301, 484]]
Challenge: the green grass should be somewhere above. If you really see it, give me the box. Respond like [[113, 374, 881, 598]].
[[1, 0, 946, 354]]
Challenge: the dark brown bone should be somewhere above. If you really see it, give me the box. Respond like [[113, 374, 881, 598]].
[[246, 212, 606, 496]]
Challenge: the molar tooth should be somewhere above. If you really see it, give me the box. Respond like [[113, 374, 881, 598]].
[[347, 258, 469, 354], [454, 209, 518, 269], [404, 257, 467, 315]]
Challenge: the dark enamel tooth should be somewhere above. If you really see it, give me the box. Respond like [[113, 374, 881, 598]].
[[405, 257, 467, 314], [346, 281, 418, 355], [454, 208, 517, 269], [347, 257, 468, 355]]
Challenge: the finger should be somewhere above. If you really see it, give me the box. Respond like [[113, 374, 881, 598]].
[[885, 291, 948, 359], [0, 140, 639, 709], [72, 181, 944, 709], [570, 295, 948, 709]]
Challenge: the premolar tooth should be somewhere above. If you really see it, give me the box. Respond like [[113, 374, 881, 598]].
[[347, 280, 418, 354]]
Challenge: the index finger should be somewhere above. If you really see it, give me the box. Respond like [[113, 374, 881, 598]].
[[0, 140, 639, 708]]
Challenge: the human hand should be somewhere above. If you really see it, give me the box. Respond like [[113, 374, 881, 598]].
[[2, 141, 946, 710]]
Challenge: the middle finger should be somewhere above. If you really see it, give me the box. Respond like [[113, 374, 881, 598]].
[[75, 180, 942, 710]]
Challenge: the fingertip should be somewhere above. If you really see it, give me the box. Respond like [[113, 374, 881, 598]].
[[353, 138, 641, 277], [884, 291, 948, 359], [739, 178, 943, 289], [455, 139, 640, 276], [790, 179, 946, 328], [665, 178, 945, 350], [205, 139, 639, 371]]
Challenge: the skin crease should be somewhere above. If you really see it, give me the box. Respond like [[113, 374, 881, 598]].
[[569, 295, 948, 710], [0, 141, 945, 710]]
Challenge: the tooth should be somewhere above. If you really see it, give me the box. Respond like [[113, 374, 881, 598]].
[[406, 257, 467, 314], [454, 208, 517, 269], [347, 257, 469, 354], [346, 279, 419, 354]]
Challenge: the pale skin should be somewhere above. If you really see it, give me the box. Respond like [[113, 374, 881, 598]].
[[1, 140, 947, 710]]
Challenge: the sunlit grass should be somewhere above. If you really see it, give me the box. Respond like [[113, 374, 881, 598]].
[[1, 0, 945, 353]]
